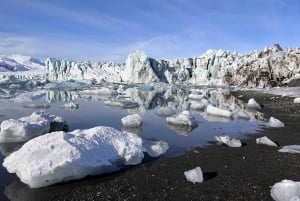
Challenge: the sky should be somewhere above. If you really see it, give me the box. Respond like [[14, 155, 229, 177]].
[[0, 0, 299, 61]]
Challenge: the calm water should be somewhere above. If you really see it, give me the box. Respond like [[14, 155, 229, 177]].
[[0, 85, 263, 201]]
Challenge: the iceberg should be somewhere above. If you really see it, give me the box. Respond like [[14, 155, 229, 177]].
[[166, 111, 198, 127], [206, 105, 233, 118], [266, 117, 285, 128], [104, 100, 139, 109], [2, 126, 168, 188], [23, 103, 50, 109], [271, 180, 300, 201], [0, 110, 68, 143], [63, 102, 79, 110], [247, 98, 261, 109], [278, 145, 300, 153], [121, 114, 143, 128], [155, 107, 176, 117], [184, 167, 203, 184], [215, 135, 242, 147], [256, 136, 278, 147], [294, 97, 300, 104]]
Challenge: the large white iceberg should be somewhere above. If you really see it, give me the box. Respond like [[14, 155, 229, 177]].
[[271, 180, 300, 201], [0, 110, 68, 143], [121, 114, 143, 127], [2, 126, 168, 188]]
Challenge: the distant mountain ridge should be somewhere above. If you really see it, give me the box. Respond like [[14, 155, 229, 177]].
[[0, 54, 45, 72]]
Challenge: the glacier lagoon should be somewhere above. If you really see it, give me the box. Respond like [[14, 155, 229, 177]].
[[0, 83, 266, 200]]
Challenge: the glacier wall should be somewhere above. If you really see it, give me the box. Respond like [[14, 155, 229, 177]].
[[45, 44, 300, 87]]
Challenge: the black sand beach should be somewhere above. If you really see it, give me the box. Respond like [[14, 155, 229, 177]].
[[4, 90, 300, 201]]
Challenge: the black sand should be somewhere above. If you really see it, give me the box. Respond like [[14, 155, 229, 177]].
[[5, 90, 300, 201]]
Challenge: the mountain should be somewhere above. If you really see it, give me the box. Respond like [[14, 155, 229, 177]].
[[0, 54, 45, 72]]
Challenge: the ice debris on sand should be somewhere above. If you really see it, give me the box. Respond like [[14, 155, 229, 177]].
[[215, 135, 242, 147], [0, 110, 68, 143], [278, 145, 300, 154], [266, 117, 285, 128], [184, 167, 203, 184], [271, 180, 300, 201], [256, 136, 278, 147], [293, 97, 300, 104], [206, 105, 233, 118], [247, 98, 261, 109], [155, 107, 176, 117], [121, 114, 143, 128], [2, 126, 168, 188], [166, 111, 198, 127]]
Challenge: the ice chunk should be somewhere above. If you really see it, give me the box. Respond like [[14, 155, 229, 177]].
[[294, 97, 300, 104], [279, 145, 300, 153], [188, 94, 204, 100], [104, 100, 139, 109], [247, 98, 261, 109], [0, 110, 68, 143], [121, 114, 143, 127], [266, 117, 285, 128], [215, 135, 242, 147], [190, 101, 206, 111], [236, 111, 250, 120], [23, 103, 50, 109], [166, 111, 198, 127], [63, 102, 79, 110], [2, 126, 168, 188], [155, 107, 176, 117], [206, 105, 233, 118], [44, 81, 91, 90], [184, 167, 203, 183], [80, 88, 117, 96], [256, 136, 278, 147], [271, 180, 300, 201]]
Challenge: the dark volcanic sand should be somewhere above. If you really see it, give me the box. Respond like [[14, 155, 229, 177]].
[[5, 90, 300, 201]]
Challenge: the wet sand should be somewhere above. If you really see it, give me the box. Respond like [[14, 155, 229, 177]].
[[5, 90, 300, 201]]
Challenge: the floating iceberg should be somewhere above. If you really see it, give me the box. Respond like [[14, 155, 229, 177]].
[[256, 136, 278, 147], [63, 102, 79, 110], [215, 135, 242, 147], [271, 180, 300, 201], [2, 126, 168, 188], [23, 103, 50, 109], [166, 111, 198, 127], [278, 145, 300, 153], [247, 98, 261, 109], [189, 101, 206, 111], [155, 107, 176, 117], [121, 114, 143, 128], [104, 100, 139, 109], [206, 105, 233, 118], [0, 110, 68, 143], [184, 167, 203, 183], [266, 117, 285, 128]]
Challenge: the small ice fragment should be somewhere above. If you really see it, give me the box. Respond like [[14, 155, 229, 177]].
[[184, 167, 203, 183], [215, 136, 242, 147], [256, 136, 278, 147], [266, 117, 285, 128], [247, 98, 261, 109], [271, 180, 300, 201], [278, 145, 300, 154], [206, 105, 233, 118], [63, 102, 79, 110], [294, 97, 300, 104], [155, 107, 176, 117], [121, 114, 143, 127], [166, 111, 198, 127]]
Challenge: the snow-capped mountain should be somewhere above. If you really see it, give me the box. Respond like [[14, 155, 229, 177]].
[[0, 54, 45, 72]]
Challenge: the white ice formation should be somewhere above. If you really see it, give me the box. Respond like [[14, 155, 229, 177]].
[[294, 97, 300, 104], [271, 180, 300, 201], [2, 126, 168, 188], [0, 110, 68, 143], [256, 136, 278, 147], [155, 107, 176, 117], [166, 111, 198, 127], [63, 102, 79, 110], [184, 167, 203, 184], [121, 114, 143, 127], [247, 98, 261, 109], [266, 117, 285, 128], [278, 145, 300, 153], [206, 105, 233, 118], [215, 135, 242, 147]]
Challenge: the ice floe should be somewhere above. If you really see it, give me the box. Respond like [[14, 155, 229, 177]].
[[155, 107, 176, 117], [256, 136, 278, 147], [293, 97, 300, 104], [184, 167, 203, 184], [63, 102, 79, 110], [206, 105, 233, 118], [121, 114, 143, 128], [278, 145, 300, 154], [215, 135, 242, 147], [166, 111, 198, 127], [2, 126, 168, 188], [0, 110, 68, 143], [271, 180, 300, 201]]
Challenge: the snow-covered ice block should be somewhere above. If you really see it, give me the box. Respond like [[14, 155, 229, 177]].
[[0, 110, 68, 143], [2, 126, 168, 188], [206, 105, 233, 118], [294, 97, 300, 104], [166, 111, 198, 127], [266, 117, 285, 128], [155, 107, 176, 117], [256, 136, 278, 147], [215, 135, 242, 147], [63, 102, 79, 110], [104, 100, 139, 109], [247, 98, 261, 109], [271, 180, 300, 201], [278, 145, 300, 154], [121, 114, 143, 127], [184, 167, 203, 183]]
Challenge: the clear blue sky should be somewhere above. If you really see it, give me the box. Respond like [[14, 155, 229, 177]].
[[0, 0, 299, 61]]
